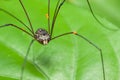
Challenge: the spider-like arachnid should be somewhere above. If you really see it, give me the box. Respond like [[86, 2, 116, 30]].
[[0, 0, 107, 80]]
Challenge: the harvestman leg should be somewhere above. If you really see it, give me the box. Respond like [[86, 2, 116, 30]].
[[49, 0, 106, 79], [86, 0, 118, 31], [20, 40, 49, 80], [19, 0, 50, 79], [51, 0, 65, 36], [20, 39, 35, 80], [48, 0, 50, 34], [51, 32, 106, 80], [0, 8, 33, 33], [19, 0, 34, 34], [0, 24, 33, 37], [20, 41, 50, 80], [20, 39, 50, 80], [0, 24, 35, 80], [0, 24, 48, 79]]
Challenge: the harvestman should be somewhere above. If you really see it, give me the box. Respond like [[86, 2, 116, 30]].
[[0, 0, 106, 80]]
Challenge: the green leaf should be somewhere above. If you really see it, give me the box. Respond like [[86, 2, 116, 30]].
[[0, 0, 119, 80]]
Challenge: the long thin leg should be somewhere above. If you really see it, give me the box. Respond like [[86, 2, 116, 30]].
[[51, 0, 66, 37], [48, 0, 51, 34], [50, 0, 60, 34], [19, 0, 35, 34], [0, 23, 33, 37], [51, 32, 105, 80], [0, 8, 33, 33], [87, 0, 117, 31], [20, 39, 35, 80]]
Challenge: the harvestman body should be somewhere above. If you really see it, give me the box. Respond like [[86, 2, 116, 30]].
[[35, 28, 51, 45], [0, 0, 107, 80]]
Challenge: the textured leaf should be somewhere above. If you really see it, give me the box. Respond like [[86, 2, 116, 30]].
[[0, 0, 119, 80]]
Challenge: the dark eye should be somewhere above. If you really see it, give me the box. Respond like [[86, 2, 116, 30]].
[[43, 34, 46, 36]]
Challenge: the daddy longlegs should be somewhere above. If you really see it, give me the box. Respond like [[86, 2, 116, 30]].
[[0, 0, 106, 80]]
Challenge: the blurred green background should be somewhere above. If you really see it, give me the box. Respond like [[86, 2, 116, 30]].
[[0, 0, 120, 80]]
